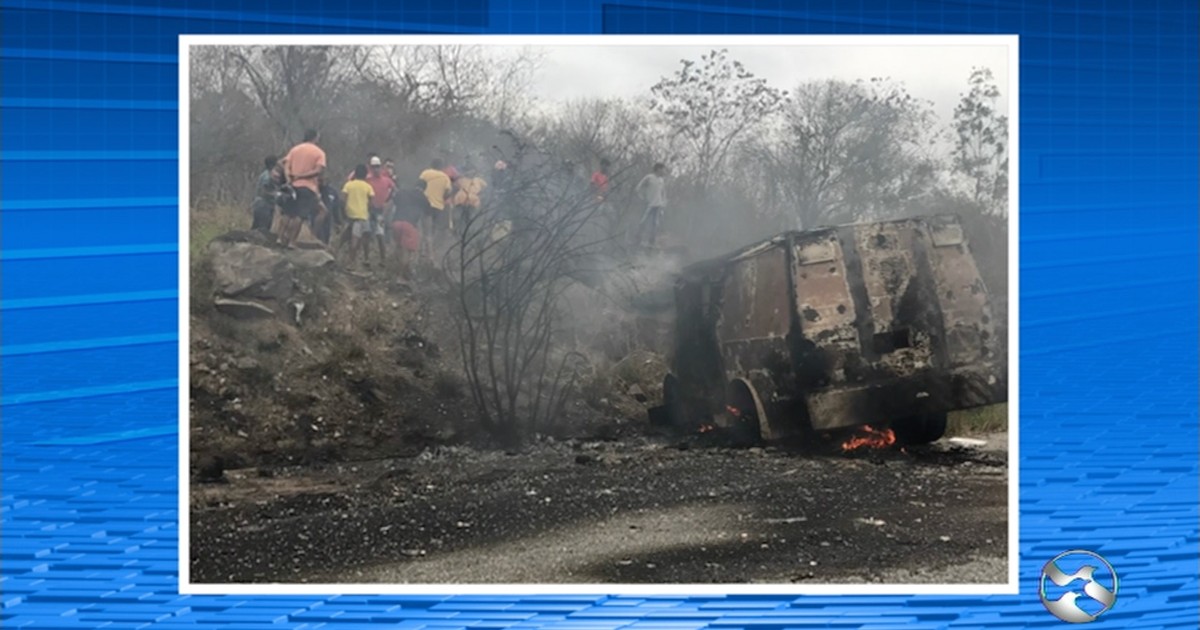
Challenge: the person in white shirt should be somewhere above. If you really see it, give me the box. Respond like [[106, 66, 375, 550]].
[[635, 162, 668, 247]]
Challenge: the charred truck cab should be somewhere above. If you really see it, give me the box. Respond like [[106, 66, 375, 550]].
[[657, 214, 1006, 445]]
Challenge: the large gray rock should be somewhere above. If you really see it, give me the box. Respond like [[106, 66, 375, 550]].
[[207, 239, 334, 302], [287, 248, 335, 269]]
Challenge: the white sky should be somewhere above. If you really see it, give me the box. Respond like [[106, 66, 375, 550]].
[[518, 43, 1010, 128]]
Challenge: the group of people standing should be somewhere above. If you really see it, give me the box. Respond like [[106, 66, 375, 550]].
[[252, 129, 497, 277], [250, 129, 673, 278]]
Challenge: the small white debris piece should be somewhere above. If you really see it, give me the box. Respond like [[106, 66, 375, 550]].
[[765, 516, 808, 524], [856, 517, 886, 527], [939, 535, 952, 542], [948, 437, 987, 448]]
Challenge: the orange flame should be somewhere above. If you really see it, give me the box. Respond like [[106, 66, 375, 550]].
[[841, 425, 896, 451], [726, 405, 742, 417], [698, 423, 716, 434]]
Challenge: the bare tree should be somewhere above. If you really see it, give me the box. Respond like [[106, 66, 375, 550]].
[[227, 45, 368, 145], [753, 78, 940, 228], [649, 49, 786, 192], [361, 45, 540, 125], [952, 67, 1008, 215], [189, 48, 277, 207]]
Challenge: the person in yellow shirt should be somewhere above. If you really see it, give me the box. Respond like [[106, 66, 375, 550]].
[[453, 166, 487, 229], [419, 159, 452, 263], [340, 164, 375, 267]]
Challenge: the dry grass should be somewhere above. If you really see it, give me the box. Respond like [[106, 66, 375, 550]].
[[947, 403, 1008, 436], [190, 257, 216, 316], [190, 204, 246, 258]]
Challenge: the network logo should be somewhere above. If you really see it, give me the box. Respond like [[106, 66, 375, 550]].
[[1039, 550, 1119, 623]]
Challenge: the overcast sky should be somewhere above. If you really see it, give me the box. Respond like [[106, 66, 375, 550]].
[[516, 44, 1010, 128]]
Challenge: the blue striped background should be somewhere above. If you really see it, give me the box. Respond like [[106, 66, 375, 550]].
[[2, 0, 1197, 628]]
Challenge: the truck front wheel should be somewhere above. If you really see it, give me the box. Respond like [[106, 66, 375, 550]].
[[727, 379, 766, 446]]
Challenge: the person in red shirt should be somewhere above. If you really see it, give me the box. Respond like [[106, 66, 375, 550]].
[[590, 158, 612, 201], [364, 156, 396, 264]]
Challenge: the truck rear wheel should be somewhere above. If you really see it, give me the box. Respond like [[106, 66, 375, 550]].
[[661, 374, 687, 428], [892, 412, 948, 445]]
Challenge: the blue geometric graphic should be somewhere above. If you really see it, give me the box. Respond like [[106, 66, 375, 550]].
[[2, 1, 1198, 629]]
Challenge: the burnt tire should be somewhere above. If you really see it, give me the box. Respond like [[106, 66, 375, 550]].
[[892, 412, 948, 445], [661, 375, 686, 428], [727, 381, 764, 447]]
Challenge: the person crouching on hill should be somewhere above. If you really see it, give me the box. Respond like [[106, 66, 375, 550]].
[[391, 185, 428, 281]]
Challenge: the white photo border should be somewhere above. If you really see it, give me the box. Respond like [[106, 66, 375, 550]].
[[178, 33, 1019, 596]]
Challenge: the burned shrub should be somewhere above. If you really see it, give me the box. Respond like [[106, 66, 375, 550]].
[[446, 139, 610, 444], [433, 371, 465, 400]]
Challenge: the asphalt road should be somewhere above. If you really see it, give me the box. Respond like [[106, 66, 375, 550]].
[[190, 432, 1009, 585]]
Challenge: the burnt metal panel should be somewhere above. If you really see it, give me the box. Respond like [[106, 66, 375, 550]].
[[791, 231, 860, 388], [806, 370, 949, 431], [850, 220, 938, 373], [718, 245, 791, 343], [716, 245, 793, 427], [926, 217, 999, 370]]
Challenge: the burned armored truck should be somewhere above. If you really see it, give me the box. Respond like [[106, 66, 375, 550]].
[[655, 214, 1006, 445]]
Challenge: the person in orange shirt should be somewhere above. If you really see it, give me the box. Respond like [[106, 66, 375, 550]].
[[281, 129, 328, 248]]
